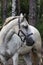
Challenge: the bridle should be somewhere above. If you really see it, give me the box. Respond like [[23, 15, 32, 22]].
[[18, 30, 33, 42], [18, 16, 33, 43]]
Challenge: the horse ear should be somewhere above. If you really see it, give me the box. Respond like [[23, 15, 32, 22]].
[[19, 13, 24, 22], [20, 13, 23, 17], [24, 13, 26, 18]]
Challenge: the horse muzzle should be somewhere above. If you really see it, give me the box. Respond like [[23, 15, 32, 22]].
[[26, 36, 35, 46]]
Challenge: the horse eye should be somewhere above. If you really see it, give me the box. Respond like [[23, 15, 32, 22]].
[[23, 25, 28, 29], [25, 26, 28, 29]]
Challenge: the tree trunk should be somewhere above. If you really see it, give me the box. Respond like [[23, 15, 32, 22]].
[[29, 0, 39, 65], [1, 0, 7, 23], [12, 0, 20, 16], [12, 1, 20, 65], [16, 0, 20, 15], [12, 0, 16, 16], [29, 0, 37, 26]]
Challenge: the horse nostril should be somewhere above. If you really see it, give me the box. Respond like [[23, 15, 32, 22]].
[[26, 37, 35, 46]]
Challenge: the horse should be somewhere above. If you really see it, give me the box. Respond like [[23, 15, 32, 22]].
[[0, 13, 42, 65]]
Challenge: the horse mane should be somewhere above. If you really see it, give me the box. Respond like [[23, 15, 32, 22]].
[[3, 13, 24, 27], [3, 16, 19, 26]]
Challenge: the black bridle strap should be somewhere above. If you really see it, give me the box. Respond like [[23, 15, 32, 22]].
[[27, 33, 33, 37], [18, 16, 21, 29]]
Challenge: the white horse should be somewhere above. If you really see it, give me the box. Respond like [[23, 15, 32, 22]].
[[0, 13, 42, 65]]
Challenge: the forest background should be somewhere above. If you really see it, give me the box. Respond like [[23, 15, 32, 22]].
[[0, 0, 43, 65]]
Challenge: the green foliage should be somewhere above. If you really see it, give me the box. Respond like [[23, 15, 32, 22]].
[[7, 0, 12, 17], [39, 0, 43, 18], [20, 0, 29, 14], [0, 1, 2, 25], [36, 17, 43, 40]]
